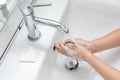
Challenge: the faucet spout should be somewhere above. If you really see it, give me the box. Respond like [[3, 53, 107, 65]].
[[34, 17, 69, 34]]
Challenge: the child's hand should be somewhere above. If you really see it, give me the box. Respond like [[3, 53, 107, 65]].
[[55, 39, 92, 61]]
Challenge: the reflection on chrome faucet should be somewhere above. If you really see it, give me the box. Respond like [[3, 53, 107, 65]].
[[0, 0, 9, 31], [0, 0, 9, 23], [19, 2, 69, 41]]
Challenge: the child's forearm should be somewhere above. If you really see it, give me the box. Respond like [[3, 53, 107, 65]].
[[87, 54, 120, 80], [89, 29, 120, 53]]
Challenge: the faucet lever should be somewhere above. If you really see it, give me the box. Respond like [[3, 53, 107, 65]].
[[19, 1, 52, 16], [31, 3, 52, 8]]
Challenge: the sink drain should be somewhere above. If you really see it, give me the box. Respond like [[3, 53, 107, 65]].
[[65, 59, 80, 70]]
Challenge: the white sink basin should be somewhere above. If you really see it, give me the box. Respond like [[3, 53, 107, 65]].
[[0, 0, 120, 80], [36, 0, 120, 80]]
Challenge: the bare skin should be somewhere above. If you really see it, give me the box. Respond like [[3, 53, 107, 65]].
[[55, 28, 120, 80]]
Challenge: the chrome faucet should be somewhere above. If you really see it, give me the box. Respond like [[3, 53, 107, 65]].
[[19, 3, 69, 41]]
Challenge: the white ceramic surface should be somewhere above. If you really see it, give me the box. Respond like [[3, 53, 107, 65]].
[[36, 0, 120, 80], [1, 0, 120, 80]]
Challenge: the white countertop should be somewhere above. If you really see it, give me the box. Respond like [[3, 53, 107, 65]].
[[0, 0, 69, 80]]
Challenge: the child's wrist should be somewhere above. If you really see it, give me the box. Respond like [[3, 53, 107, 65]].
[[83, 51, 93, 62], [87, 40, 100, 53]]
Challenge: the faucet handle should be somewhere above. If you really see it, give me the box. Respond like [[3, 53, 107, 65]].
[[19, 3, 52, 16], [31, 3, 52, 8]]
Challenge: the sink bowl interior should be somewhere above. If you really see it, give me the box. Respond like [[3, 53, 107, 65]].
[[62, 0, 120, 40], [36, 0, 120, 80], [36, 50, 104, 80]]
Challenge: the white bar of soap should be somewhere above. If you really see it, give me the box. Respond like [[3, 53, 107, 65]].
[[19, 47, 36, 63]]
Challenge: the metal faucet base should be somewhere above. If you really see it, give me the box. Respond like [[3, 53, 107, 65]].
[[27, 31, 41, 42]]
